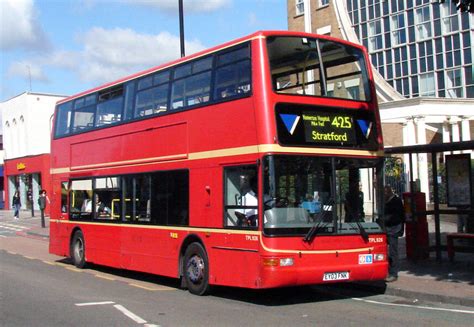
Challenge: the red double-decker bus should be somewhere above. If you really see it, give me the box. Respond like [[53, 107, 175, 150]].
[[49, 31, 388, 295]]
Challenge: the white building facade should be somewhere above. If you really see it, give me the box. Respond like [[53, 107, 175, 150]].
[[1, 92, 65, 213]]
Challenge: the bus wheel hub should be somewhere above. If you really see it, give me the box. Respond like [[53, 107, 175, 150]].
[[187, 255, 204, 284]]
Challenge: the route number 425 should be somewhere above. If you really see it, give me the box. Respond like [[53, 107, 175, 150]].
[[331, 116, 352, 129]]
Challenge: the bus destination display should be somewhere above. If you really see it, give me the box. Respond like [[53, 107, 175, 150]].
[[302, 112, 356, 145]]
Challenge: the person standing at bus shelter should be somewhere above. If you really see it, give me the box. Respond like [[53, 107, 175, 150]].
[[38, 190, 50, 228], [12, 190, 21, 220], [383, 185, 405, 282]]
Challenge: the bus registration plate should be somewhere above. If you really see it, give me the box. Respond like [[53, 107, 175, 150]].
[[323, 271, 349, 281]]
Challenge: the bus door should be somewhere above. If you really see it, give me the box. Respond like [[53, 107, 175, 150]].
[[218, 164, 260, 287]]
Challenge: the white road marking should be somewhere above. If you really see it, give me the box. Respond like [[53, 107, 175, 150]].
[[76, 301, 160, 325], [114, 304, 147, 324], [0, 225, 24, 231], [352, 297, 474, 314], [75, 301, 116, 306]]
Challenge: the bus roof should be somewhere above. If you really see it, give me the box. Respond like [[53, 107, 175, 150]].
[[57, 30, 366, 105]]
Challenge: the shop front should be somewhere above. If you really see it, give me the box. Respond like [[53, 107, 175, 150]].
[[4, 154, 51, 216], [0, 166, 4, 209]]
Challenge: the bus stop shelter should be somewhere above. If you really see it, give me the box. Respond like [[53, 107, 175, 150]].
[[385, 140, 474, 262]]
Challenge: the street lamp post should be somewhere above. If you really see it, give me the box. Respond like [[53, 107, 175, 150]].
[[179, 0, 185, 57]]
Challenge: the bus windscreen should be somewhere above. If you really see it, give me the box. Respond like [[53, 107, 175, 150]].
[[267, 36, 371, 102], [262, 155, 383, 237]]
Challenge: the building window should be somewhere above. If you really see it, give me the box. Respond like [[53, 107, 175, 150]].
[[367, 1, 375, 20], [391, 13, 406, 46], [418, 41, 434, 74], [462, 32, 471, 65], [465, 66, 473, 97], [393, 47, 409, 79], [370, 52, 385, 78], [440, 2, 459, 34], [446, 69, 463, 98], [296, 0, 304, 15], [316, 25, 331, 35], [415, 6, 432, 41], [390, 0, 405, 13], [368, 19, 383, 52], [444, 34, 462, 68], [319, 0, 329, 7], [419, 72, 436, 97]]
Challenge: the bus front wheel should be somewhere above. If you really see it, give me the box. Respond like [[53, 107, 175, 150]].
[[70, 230, 86, 269], [183, 242, 210, 295]]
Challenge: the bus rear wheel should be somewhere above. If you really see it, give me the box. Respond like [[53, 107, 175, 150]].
[[183, 242, 210, 295], [70, 230, 86, 269]]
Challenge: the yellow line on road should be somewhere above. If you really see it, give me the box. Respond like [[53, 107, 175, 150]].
[[65, 266, 83, 272], [95, 274, 116, 281], [53, 262, 70, 267], [23, 256, 35, 260], [43, 261, 55, 265]]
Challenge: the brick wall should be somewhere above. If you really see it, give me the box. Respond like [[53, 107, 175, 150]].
[[381, 123, 403, 147], [287, 0, 343, 39]]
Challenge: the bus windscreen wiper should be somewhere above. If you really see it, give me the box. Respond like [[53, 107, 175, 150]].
[[346, 206, 369, 242], [354, 220, 369, 242], [303, 199, 334, 243]]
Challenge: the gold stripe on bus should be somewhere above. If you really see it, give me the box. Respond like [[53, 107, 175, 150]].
[[71, 153, 188, 171], [51, 167, 70, 174], [49, 219, 261, 235], [51, 144, 383, 175], [258, 144, 383, 157], [51, 219, 375, 255], [188, 145, 259, 161], [259, 237, 374, 255]]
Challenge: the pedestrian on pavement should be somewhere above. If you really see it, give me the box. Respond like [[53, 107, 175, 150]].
[[383, 185, 405, 283], [13, 190, 21, 220], [38, 189, 50, 228]]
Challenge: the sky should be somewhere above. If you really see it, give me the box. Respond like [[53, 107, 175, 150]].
[[0, 0, 287, 103]]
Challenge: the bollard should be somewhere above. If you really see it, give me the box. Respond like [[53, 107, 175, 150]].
[[40, 209, 45, 228]]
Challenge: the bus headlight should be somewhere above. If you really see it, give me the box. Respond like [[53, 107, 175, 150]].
[[279, 258, 294, 266], [374, 254, 386, 261], [262, 257, 294, 267]]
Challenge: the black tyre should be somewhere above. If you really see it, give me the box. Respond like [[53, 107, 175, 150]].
[[70, 230, 86, 268], [183, 242, 210, 295]]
